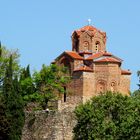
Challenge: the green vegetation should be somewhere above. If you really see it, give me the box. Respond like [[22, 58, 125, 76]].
[[21, 64, 70, 109], [73, 91, 140, 140], [1, 44, 140, 140], [0, 44, 70, 140], [0, 45, 24, 140]]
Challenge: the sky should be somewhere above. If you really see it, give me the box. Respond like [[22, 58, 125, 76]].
[[0, 0, 140, 92]]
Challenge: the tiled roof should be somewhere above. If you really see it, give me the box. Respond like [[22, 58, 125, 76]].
[[86, 51, 122, 62], [65, 51, 83, 60], [94, 57, 121, 63], [121, 70, 131, 75], [73, 25, 105, 37], [74, 65, 93, 72], [79, 51, 92, 54], [79, 25, 98, 32], [86, 52, 103, 60], [103, 52, 112, 56]]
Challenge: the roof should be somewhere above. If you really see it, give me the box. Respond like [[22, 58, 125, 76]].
[[86, 51, 122, 62], [103, 52, 112, 56], [79, 25, 98, 32], [79, 50, 92, 54], [74, 65, 93, 72], [86, 52, 103, 60], [65, 51, 83, 60], [73, 25, 106, 37], [121, 70, 131, 75], [94, 57, 121, 63]]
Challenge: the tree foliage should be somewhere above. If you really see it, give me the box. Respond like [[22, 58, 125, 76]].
[[1, 55, 24, 140], [0, 44, 20, 88], [73, 91, 140, 140], [21, 64, 70, 109], [0, 45, 23, 140], [0, 44, 70, 139]]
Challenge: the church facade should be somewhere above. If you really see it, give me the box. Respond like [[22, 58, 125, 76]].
[[54, 24, 131, 109]]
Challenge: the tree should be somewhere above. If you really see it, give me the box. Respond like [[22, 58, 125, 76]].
[[31, 64, 70, 109], [0, 43, 20, 87], [0, 95, 10, 140], [20, 65, 35, 100], [73, 91, 140, 140], [132, 70, 140, 96], [2, 55, 24, 140], [137, 70, 140, 90], [0, 45, 22, 140]]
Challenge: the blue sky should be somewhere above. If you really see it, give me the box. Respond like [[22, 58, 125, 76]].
[[0, 0, 140, 92]]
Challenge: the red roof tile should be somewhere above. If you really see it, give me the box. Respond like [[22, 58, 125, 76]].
[[86, 51, 122, 62], [73, 25, 106, 37], [94, 57, 121, 63], [79, 25, 98, 32], [74, 65, 93, 72], [65, 51, 83, 60], [103, 52, 112, 56], [79, 51, 92, 54], [86, 52, 103, 60], [121, 70, 131, 75]]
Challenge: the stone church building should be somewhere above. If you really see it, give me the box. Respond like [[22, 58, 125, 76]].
[[54, 24, 131, 109], [22, 24, 131, 140]]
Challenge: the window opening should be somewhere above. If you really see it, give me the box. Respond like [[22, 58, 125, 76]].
[[95, 42, 100, 52], [64, 86, 67, 102]]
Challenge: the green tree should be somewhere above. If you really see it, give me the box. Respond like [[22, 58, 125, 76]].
[[73, 91, 140, 140], [31, 64, 70, 109], [20, 65, 35, 100], [2, 55, 24, 140], [132, 70, 140, 96], [137, 70, 140, 90], [0, 95, 10, 140], [0, 43, 20, 87]]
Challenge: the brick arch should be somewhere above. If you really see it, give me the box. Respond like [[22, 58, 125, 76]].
[[93, 38, 105, 52], [110, 81, 117, 92], [83, 41, 89, 51], [96, 79, 107, 94]]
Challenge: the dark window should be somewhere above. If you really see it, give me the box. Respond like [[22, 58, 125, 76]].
[[95, 42, 99, 51], [64, 86, 67, 102]]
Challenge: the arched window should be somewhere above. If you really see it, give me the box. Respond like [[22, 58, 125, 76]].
[[110, 82, 116, 92], [83, 41, 89, 51], [97, 80, 106, 93], [63, 86, 67, 102], [95, 42, 100, 52]]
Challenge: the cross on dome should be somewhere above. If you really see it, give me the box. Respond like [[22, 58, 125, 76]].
[[87, 19, 91, 25]]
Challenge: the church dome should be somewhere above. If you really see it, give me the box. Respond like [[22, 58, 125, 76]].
[[73, 25, 106, 37]]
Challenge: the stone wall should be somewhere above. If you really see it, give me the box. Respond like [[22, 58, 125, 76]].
[[83, 72, 96, 102], [22, 108, 76, 140], [119, 75, 131, 95]]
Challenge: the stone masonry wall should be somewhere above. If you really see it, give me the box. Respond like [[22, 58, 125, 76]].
[[83, 72, 96, 102], [22, 109, 76, 140], [119, 75, 131, 95]]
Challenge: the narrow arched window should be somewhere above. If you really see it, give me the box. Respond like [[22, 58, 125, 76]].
[[110, 82, 116, 92], [97, 80, 106, 93], [95, 42, 99, 52], [64, 86, 67, 102], [83, 41, 89, 51]]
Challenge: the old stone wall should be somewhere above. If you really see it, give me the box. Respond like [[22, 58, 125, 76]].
[[119, 75, 131, 95], [83, 72, 96, 102], [22, 109, 76, 140]]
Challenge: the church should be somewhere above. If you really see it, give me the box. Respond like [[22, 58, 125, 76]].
[[54, 24, 131, 109]]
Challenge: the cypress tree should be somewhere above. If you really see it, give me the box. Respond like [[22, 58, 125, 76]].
[[26, 64, 31, 78], [3, 55, 24, 140], [0, 95, 10, 140], [0, 41, 2, 58]]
